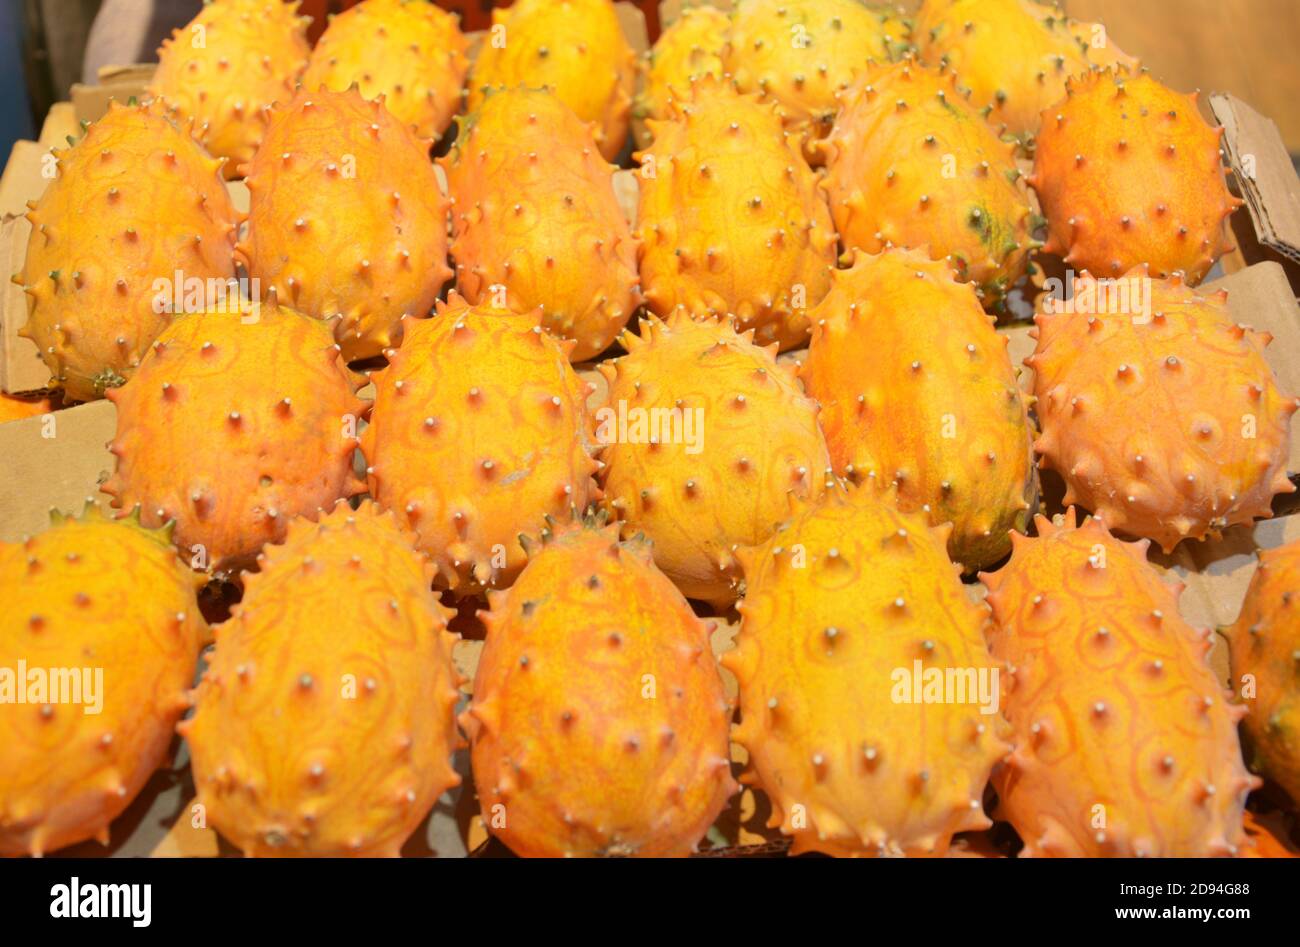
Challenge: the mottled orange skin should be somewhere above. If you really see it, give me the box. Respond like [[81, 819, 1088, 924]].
[[439, 87, 639, 361], [633, 5, 729, 149], [149, 0, 310, 178], [237, 87, 452, 361], [0, 393, 52, 424], [0, 510, 205, 856], [598, 314, 831, 605], [467, 0, 635, 161], [361, 296, 601, 595], [636, 79, 837, 350], [102, 305, 367, 573], [183, 502, 461, 857], [20, 100, 238, 403], [801, 248, 1037, 570], [727, 485, 1011, 856], [818, 59, 1034, 307], [1029, 269, 1296, 552], [1030, 68, 1241, 284], [464, 519, 736, 857], [302, 0, 469, 141], [1225, 538, 1300, 808], [981, 510, 1255, 857]]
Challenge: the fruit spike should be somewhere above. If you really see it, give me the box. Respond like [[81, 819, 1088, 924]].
[[361, 294, 601, 596], [800, 247, 1038, 570], [597, 312, 831, 606], [301, 0, 470, 142], [632, 4, 729, 149], [183, 500, 462, 857], [466, 0, 635, 161], [1028, 267, 1296, 552], [727, 482, 1011, 856], [980, 509, 1256, 857], [438, 86, 640, 362], [818, 57, 1035, 309], [463, 514, 736, 857], [1030, 67, 1242, 284], [149, 0, 310, 178], [236, 86, 452, 362], [635, 77, 837, 350], [0, 506, 206, 856], [1224, 537, 1300, 809], [101, 303, 367, 574], [19, 99, 238, 403]]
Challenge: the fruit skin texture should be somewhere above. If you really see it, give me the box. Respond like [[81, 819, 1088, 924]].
[[301, 0, 469, 141], [635, 79, 836, 350], [182, 501, 461, 857], [727, 484, 1011, 856], [463, 517, 736, 857], [818, 59, 1034, 308], [1028, 268, 1296, 553], [439, 87, 639, 361], [19, 100, 238, 403], [149, 0, 310, 178], [915, 0, 1139, 144], [0, 393, 52, 424], [1224, 538, 1300, 808], [598, 314, 831, 606], [236, 86, 452, 362], [466, 0, 635, 161], [800, 248, 1038, 570], [361, 295, 601, 595], [981, 509, 1255, 857], [102, 304, 367, 574], [633, 4, 730, 149], [0, 508, 206, 856], [1030, 68, 1241, 284]]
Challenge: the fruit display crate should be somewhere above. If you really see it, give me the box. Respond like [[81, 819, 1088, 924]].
[[2, 0, 1300, 865]]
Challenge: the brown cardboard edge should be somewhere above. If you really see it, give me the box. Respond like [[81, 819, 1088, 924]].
[[0, 215, 48, 396], [1210, 93, 1300, 264], [71, 65, 157, 125]]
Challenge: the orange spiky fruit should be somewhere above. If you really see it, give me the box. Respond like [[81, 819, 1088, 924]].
[[0, 393, 53, 424], [633, 4, 729, 149]]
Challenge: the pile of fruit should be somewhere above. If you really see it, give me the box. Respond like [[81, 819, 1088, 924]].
[[2, 0, 1298, 859]]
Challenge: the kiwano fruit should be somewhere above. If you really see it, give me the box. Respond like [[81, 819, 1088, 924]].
[[463, 516, 736, 857], [439, 86, 639, 361], [636, 78, 836, 350], [301, 0, 470, 141], [981, 509, 1256, 856], [102, 304, 367, 573], [19, 100, 238, 403], [1029, 268, 1296, 552], [0, 393, 52, 425], [1224, 538, 1300, 809], [1240, 810, 1298, 857], [0, 508, 206, 856], [800, 247, 1037, 570], [237, 86, 451, 362], [361, 295, 601, 595], [1030, 67, 1241, 284], [149, 0, 310, 177], [818, 58, 1034, 308], [182, 501, 462, 857], [727, 484, 1011, 856], [633, 4, 729, 149], [467, 0, 635, 161], [598, 313, 831, 605]]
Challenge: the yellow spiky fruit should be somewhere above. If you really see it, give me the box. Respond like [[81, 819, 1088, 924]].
[[182, 501, 461, 857], [0, 508, 206, 856], [727, 483, 1011, 856], [361, 295, 601, 595], [19, 100, 238, 403], [632, 4, 729, 149], [438, 86, 639, 361], [236, 86, 451, 361], [466, 0, 635, 161], [981, 509, 1256, 856], [635, 79, 837, 350], [301, 0, 469, 141], [463, 516, 736, 857], [800, 247, 1038, 570], [597, 313, 831, 606], [149, 0, 310, 178], [1028, 268, 1297, 552], [102, 304, 367, 574]]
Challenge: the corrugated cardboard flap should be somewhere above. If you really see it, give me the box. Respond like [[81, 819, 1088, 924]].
[[1211, 93, 1300, 264]]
